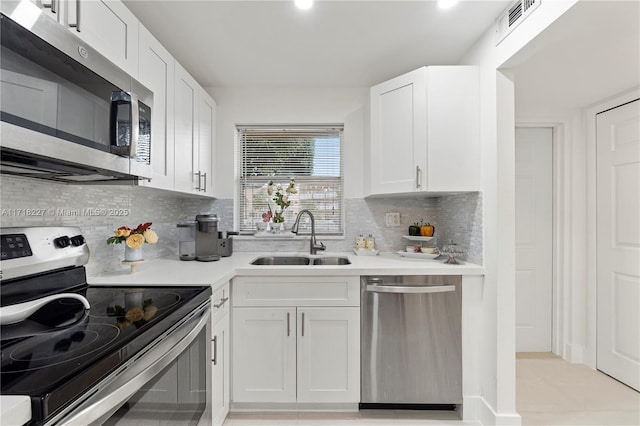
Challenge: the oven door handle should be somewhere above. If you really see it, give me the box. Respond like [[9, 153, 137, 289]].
[[366, 284, 456, 294], [52, 302, 211, 426], [0, 293, 90, 325]]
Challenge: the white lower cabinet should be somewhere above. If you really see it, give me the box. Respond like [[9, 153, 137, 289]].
[[211, 282, 230, 426], [231, 276, 360, 406], [296, 307, 360, 403]]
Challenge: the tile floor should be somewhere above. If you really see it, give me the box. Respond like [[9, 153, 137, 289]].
[[516, 352, 640, 425], [223, 353, 640, 426]]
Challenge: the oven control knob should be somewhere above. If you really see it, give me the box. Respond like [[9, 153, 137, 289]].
[[70, 235, 85, 246], [54, 236, 71, 248]]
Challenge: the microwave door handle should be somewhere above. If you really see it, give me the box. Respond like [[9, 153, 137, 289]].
[[130, 92, 139, 159]]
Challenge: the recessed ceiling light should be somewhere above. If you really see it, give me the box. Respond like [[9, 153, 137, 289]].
[[438, 0, 459, 9], [295, 0, 314, 10]]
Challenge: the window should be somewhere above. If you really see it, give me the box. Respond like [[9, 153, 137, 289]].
[[237, 125, 344, 235]]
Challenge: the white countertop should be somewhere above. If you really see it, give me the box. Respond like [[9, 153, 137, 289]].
[[88, 251, 483, 287], [0, 396, 31, 426]]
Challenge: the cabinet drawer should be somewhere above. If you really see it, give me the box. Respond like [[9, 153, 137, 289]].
[[232, 276, 360, 307], [211, 281, 230, 326]]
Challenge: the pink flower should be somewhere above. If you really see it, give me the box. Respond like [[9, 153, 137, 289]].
[[262, 211, 273, 222]]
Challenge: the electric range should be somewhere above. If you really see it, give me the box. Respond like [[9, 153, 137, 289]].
[[0, 227, 212, 425]]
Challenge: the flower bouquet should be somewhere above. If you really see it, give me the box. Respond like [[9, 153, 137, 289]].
[[107, 222, 159, 248], [262, 178, 297, 226], [107, 222, 159, 265]]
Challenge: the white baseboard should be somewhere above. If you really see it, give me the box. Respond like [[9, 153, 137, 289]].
[[464, 396, 522, 426], [230, 402, 359, 412], [564, 342, 586, 364]]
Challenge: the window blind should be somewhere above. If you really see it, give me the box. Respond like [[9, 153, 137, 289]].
[[238, 126, 344, 235]]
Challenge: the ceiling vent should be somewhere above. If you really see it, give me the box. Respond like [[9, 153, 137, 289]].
[[495, 0, 542, 45]]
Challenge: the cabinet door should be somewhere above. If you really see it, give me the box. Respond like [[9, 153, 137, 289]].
[[297, 307, 360, 403], [211, 314, 229, 426], [197, 89, 216, 196], [67, 0, 139, 78], [138, 25, 175, 190], [232, 308, 297, 403], [368, 67, 427, 195], [174, 63, 198, 193]]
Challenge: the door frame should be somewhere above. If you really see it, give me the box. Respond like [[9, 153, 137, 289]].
[[585, 87, 640, 369], [515, 119, 567, 357]]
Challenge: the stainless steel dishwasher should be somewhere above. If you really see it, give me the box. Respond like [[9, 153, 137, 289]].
[[360, 275, 462, 407]]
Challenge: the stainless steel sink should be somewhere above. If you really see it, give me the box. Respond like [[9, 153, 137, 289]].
[[249, 256, 351, 265], [250, 256, 311, 265], [312, 256, 351, 265]]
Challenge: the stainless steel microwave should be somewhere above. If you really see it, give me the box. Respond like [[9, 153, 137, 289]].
[[0, 0, 152, 183]]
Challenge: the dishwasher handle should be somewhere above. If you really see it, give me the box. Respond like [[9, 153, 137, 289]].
[[366, 284, 455, 294]]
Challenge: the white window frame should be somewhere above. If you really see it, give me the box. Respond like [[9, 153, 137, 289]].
[[236, 125, 345, 236]]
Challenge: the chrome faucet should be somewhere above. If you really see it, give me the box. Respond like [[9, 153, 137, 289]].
[[291, 209, 326, 255]]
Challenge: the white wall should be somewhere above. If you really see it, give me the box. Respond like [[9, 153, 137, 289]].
[[458, 0, 580, 423], [207, 87, 368, 200]]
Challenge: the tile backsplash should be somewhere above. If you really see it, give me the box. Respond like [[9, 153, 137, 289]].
[[1, 175, 482, 276], [0, 176, 216, 276]]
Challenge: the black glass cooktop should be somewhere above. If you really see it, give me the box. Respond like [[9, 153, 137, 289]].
[[0, 282, 211, 423]]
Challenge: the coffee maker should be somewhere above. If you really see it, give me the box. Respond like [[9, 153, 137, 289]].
[[195, 214, 220, 262]]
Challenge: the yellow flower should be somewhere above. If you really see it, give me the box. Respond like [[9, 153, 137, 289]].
[[125, 307, 144, 323], [143, 229, 159, 244], [126, 234, 145, 249], [115, 228, 131, 237]]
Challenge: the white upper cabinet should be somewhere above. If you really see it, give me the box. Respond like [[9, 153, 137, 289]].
[[173, 64, 216, 197], [66, 0, 139, 78], [28, 0, 138, 77], [29, 0, 64, 23], [174, 63, 198, 194], [138, 24, 175, 191], [197, 89, 216, 197], [367, 66, 480, 196]]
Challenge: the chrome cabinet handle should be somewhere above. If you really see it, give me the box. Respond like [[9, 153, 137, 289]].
[[213, 297, 228, 309], [69, 0, 81, 32], [366, 284, 455, 294], [416, 165, 422, 189], [195, 171, 202, 191], [212, 335, 217, 365], [287, 312, 290, 337], [202, 172, 207, 192], [301, 312, 305, 337], [44, 0, 57, 13]]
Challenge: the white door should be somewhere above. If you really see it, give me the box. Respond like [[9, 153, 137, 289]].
[[296, 307, 360, 403], [515, 127, 553, 352], [596, 99, 640, 391], [232, 307, 297, 403]]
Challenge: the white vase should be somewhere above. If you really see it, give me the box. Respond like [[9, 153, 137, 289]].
[[124, 245, 143, 262]]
